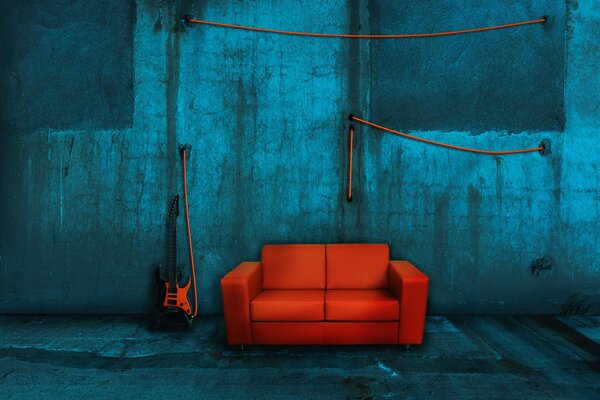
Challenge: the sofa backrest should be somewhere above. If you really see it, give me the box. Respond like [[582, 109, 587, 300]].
[[261, 244, 326, 289], [326, 243, 389, 289]]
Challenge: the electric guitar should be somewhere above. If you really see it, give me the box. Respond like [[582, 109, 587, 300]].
[[155, 195, 192, 315]]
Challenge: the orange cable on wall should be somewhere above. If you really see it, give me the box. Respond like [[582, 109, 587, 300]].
[[181, 147, 198, 317], [184, 16, 546, 39], [346, 116, 549, 202], [349, 115, 545, 155], [347, 125, 354, 202], [346, 114, 551, 203]]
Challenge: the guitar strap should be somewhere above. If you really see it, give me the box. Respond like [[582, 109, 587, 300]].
[[180, 144, 198, 317]]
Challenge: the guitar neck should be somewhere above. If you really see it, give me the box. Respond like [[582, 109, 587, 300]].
[[168, 215, 177, 292]]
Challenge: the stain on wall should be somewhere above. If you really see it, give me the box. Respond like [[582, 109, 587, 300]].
[[0, 0, 599, 314]]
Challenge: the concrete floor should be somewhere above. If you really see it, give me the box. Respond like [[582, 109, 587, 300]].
[[0, 316, 598, 399]]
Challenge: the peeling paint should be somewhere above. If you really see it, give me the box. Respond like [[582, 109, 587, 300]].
[[530, 256, 553, 276]]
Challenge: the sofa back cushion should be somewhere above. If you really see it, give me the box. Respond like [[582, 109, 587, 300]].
[[326, 244, 389, 289], [261, 244, 326, 289]]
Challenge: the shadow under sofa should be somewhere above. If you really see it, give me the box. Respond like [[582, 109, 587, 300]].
[[221, 243, 429, 346]]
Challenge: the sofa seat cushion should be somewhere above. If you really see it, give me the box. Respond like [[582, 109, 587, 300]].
[[251, 290, 325, 321], [325, 290, 399, 321]]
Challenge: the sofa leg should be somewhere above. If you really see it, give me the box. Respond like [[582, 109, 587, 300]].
[[240, 344, 246, 351], [402, 344, 411, 352]]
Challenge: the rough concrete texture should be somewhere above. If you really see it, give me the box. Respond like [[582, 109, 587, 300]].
[[0, 0, 599, 314], [0, 315, 598, 399], [370, 0, 565, 131], [0, 1, 134, 130]]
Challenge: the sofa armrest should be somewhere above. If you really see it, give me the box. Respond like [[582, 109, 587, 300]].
[[220, 262, 262, 345], [389, 260, 429, 345]]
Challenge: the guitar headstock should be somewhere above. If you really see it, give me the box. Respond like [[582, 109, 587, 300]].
[[169, 195, 179, 218]]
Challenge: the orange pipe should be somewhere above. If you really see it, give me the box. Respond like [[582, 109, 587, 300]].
[[182, 148, 198, 317], [347, 125, 354, 202], [187, 17, 546, 39], [350, 115, 543, 155]]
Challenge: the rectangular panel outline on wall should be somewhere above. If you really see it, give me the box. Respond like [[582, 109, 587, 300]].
[[368, 0, 566, 133]]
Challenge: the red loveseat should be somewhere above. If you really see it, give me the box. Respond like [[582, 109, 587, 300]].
[[220, 244, 429, 346]]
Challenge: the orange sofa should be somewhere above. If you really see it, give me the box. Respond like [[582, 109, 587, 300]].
[[220, 244, 429, 346]]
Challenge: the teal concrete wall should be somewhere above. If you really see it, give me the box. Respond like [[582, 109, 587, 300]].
[[0, 0, 598, 314]]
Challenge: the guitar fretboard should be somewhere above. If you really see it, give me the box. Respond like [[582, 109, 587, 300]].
[[168, 212, 177, 293]]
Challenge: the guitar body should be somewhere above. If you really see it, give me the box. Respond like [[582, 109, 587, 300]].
[[161, 277, 192, 315]]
